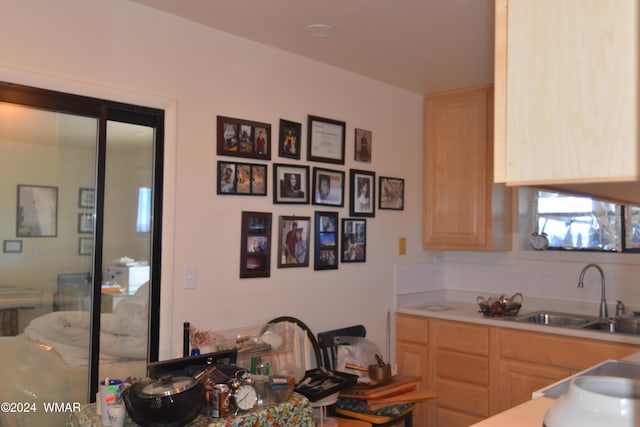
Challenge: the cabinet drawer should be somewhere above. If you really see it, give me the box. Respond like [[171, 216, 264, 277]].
[[437, 320, 489, 355], [436, 377, 489, 417], [499, 329, 637, 370], [437, 349, 488, 386], [396, 314, 428, 345]]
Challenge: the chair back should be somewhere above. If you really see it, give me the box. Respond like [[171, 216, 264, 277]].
[[317, 324, 366, 370], [264, 316, 322, 375]]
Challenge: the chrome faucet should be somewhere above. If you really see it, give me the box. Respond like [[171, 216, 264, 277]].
[[577, 263, 608, 318]]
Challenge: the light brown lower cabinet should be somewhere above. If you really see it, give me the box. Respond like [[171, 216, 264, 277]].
[[395, 313, 639, 426]]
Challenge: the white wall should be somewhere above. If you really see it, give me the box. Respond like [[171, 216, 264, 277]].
[[0, 0, 427, 359]]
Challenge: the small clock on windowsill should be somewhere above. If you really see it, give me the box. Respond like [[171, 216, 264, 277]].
[[530, 232, 549, 250]]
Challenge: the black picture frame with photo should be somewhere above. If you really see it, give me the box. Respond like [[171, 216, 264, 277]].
[[217, 161, 268, 196], [341, 218, 366, 263], [277, 215, 310, 268], [307, 115, 346, 165], [312, 167, 345, 207], [278, 119, 302, 160], [273, 163, 310, 204], [314, 211, 339, 270], [354, 128, 372, 163], [379, 176, 405, 210], [3, 240, 22, 253], [217, 115, 271, 160], [349, 169, 375, 217], [78, 237, 93, 256], [78, 188, 95, 208], [78, 212, 94, 234], [239, 211, 272, 278]]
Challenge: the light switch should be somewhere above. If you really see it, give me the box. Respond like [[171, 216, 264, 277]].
[[184, 265, 197, 289], [398, 237, 406, 255]]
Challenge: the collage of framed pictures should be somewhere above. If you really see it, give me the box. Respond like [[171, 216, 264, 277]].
[[215, 113, 402, 277], [217, 161, 267, 196], [217, 115, 272, 161], [314, 211, 338, 270], [239, 211, 272, 278]]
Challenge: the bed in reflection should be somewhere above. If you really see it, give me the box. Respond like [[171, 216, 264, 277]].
[[0, 285, 148, 427]]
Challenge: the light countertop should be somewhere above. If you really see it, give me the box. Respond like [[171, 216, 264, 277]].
[[469, 397, 555, 427], [396, 289, 640, 346]]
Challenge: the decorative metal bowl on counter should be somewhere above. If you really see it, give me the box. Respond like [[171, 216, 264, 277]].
[[477, 292, 523, 317]]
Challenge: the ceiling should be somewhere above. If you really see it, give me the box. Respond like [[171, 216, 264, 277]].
[[131, 0, 495, 95]]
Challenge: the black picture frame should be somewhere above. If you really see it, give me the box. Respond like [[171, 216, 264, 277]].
[[379, 176, 405, 210], [79, 237, 93, 256], [217, 115, 271, 160], [349, 169, 376, 217], [78, 212, 94, 234], [78, 188, 95, 208], [277, 215, 310, 268], [354, 128, 372, 163], [312, 167, 345, 207], [278, 119, 302, 160], [3, 240, 22, 253], [217, 161, 267, 196], [307, 115, 346, 164], [314, 211, 339, 270], [341, 218, 366, 263], [17, 184, 58, 237], [239, 211, 272, 278], [273, 163, 310, 204]]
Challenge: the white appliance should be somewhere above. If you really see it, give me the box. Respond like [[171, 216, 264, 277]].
[[106, 265, 149, 294]]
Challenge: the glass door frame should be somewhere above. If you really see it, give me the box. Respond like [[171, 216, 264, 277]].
[[0, 81, 163, 401]]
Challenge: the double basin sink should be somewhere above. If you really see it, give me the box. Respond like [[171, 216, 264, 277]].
[[513, 310, 619, 333]]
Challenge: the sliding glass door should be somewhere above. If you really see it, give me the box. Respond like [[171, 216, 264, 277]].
[[0, 82, 162, 426]]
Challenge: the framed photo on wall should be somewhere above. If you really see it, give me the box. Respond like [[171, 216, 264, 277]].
[[314, 211, 339, 270], [217, 161, 267, 196], [307, 115, 346, 164], [217, 115, 271, 160], [239, 211, 272, 278], [273, 163, 310, 204], [17, 185, 58, 237], [78, 237, 93, 256], [277, 215, 310, 268], [3, 240, 22, 253], [78, 212, 95, 234], [341, 218, 366, 262], [379, 176, 405, 210], [354, 128, 372, 162], [78, 188, 95, 208], [278, 119, 302, 160], [349, 169, 375, 217], [312, 167, 344, 207]]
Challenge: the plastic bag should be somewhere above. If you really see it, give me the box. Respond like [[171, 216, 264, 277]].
[[334, 336, 382, 380]]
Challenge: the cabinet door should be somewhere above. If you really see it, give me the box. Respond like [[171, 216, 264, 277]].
[[423, 85, 510, 250], [396, 341, 430, 426], [495, 0, 638, 190], [497, 359, 572, 411]]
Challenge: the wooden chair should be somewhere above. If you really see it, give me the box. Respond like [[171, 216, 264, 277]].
[[317, 325, 415, 427]]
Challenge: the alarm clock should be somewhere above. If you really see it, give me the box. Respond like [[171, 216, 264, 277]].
[[228, 377, 257, 413], [530, 232, 549, 250]]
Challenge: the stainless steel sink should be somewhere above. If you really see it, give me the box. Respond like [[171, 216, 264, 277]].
[[514, 311, 597, 327]]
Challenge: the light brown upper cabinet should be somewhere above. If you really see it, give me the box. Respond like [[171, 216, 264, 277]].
[[494, 0, 640, 204], [423, 85, 511, 251]]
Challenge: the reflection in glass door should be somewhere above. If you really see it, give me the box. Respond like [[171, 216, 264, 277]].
[[0, 83, 163, 426]]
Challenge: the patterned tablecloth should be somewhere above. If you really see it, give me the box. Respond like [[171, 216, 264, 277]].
[[67, 392, 314, 427]]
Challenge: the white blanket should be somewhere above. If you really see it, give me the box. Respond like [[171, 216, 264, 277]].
[[23, 287, 148, 365]]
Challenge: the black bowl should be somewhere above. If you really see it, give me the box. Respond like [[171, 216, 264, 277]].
[[122, 381, 204, 427]]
